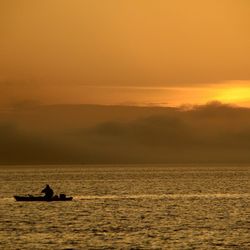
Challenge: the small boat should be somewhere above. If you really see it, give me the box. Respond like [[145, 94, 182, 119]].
[[14, 194, 73, 202]]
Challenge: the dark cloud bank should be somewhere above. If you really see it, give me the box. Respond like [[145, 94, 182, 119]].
[[1, 102, 250, 164]]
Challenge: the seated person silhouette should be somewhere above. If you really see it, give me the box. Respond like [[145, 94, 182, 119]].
[[41, 184, 54, 199]]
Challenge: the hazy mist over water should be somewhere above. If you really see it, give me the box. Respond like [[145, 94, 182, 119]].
[[3, 103, 250, 164], [0, 164, 249, 249]]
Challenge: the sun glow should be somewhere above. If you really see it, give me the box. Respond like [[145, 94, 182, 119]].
[[215, 87, 250, 104]]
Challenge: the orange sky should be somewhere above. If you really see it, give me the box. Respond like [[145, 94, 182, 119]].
[[1, 0, 250, 107]]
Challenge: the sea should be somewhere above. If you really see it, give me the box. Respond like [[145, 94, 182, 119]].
[[0, 164, 249, 249]]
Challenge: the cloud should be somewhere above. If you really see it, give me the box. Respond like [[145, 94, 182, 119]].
[[1, 102, 250, 164], [0, 122, 86, 164]]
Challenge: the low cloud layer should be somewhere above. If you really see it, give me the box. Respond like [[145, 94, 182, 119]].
[[1, 102, 250, 164]]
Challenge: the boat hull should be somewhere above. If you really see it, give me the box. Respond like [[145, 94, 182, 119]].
[[14, 196, 73, 202]]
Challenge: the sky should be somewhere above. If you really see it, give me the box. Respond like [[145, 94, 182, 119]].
[[1, 0, 250, 107], [1, 1, 250, 164]]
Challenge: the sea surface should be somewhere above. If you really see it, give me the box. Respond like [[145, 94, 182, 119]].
[[0, 164, 249, 249]]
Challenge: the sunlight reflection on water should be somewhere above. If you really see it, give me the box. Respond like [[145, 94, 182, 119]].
[[0, 164, 249, 249]]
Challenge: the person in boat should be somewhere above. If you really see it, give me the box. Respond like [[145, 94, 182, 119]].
[[41, 184, 54, 199]]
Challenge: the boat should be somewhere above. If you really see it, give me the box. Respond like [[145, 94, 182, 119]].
[[14, 194, 73, 202]]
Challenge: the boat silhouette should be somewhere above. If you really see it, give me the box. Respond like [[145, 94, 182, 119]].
[[14, 194, 73, 202]]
